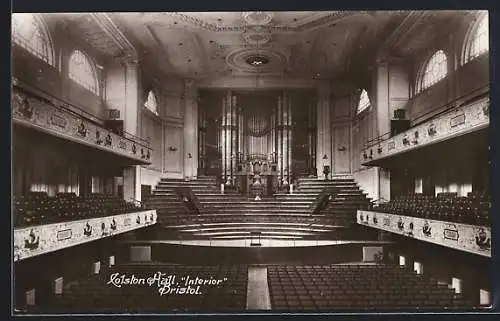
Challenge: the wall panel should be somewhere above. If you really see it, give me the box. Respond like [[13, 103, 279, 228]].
[[164, 124, 183, 177], [332, 124, 351, 174]]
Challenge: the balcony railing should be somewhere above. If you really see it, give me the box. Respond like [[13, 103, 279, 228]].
[[12, 78, 153, 165], [357, 210, 491, 258], [360, 93, 489, 165], [14, 210, 157, 262]]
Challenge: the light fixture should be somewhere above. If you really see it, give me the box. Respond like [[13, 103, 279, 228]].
[[245, 55, 270, 67]]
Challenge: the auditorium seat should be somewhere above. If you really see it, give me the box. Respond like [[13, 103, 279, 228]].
[[14, 193, 143, 228], [373, 192, 490, 226], [42, 263, 248, 312], [267, 264, 470, 309]]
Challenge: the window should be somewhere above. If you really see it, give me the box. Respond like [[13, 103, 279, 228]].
[[144, 90, 158, 115], [357, 89, 371, 114], [12, 13, 54, 66], [68, 50, 98, 94], [466, 14, 489, 63], [418, 50, 448, 93]]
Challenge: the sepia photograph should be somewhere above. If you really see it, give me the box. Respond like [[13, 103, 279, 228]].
[[11, 10, 492, 314]]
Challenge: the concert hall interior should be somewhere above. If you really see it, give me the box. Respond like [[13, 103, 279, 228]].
[[11, 11, 492, 313]]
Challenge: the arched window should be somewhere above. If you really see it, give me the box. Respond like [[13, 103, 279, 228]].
[[144, 90, 158, 115], [466, 14, 489, 63], [418, 50, 448, 93], [11, 13, 54, 66], [357, 89, 371, 114], [68, 50, 98, 94]]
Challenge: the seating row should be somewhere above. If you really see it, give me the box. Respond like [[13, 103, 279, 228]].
[[267, 264, 470, 309], [14, 192, 142, 227], [50, 263, 248, 311], [373, 193, 490, 225]]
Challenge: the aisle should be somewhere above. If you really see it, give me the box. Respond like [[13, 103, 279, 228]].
[[246, 266, 271, 310]]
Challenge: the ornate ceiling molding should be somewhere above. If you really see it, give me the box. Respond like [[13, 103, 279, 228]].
[[381, 11, 427, 52], [168, 11, 356, 33], [89, 13, 138, 62], [241, 12, 275, 25], [242, 32, 272, 46], [226, 48, 287, 74]]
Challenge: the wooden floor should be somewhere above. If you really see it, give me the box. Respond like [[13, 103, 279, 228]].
[[246, 266, 271, 310]]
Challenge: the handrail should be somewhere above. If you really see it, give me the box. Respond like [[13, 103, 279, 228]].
[[361, 85, 489, 151], [127, 198, 147, 209], [309, 187, 339, 214], [172, 187, 204, 216], [172, 187, 208, 229], [12, 78, 151, 148], [369, 197, 390, 208]]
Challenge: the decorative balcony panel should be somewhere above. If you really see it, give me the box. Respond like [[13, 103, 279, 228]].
[[12, 86, 152, 165], [14, 210, 157, 262], [357, 210, 491, 258], [361, 97, 489, 165]]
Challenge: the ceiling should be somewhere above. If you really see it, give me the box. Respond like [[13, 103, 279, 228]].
[[109, 11, 408, 80], [51, 11, 468, 82]]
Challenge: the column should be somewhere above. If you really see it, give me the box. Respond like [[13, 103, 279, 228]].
[[123, 166, 140, 202], [122, 59, 141, 202], [316, 81, 332, 179], [123, 59, 140, 135], [231, 95, 238, 184], [237, 104, 244, 163], [198, 102, 206, 173], [183, 79, 198, 180], [283, 91, 292, 186], [221, 90, 236, 185], [374, 60, 391, 201], [276, 94, 284, 187]]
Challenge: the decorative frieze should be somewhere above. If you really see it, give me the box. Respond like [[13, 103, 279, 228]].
[[357, 210, 491, 258], [14, 210, 157, 262], [361, 97, 489, 164], [12, 87, 152, 164]]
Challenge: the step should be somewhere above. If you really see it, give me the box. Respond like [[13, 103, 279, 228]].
[[177, 226, 335, 233], [190, 230, 319, 237], [207, 235, 304, 240], [149, 200, 313, 206], [200, 201, 312, 205], [201, 208, 311, 213], [163, 222, 344, 229]]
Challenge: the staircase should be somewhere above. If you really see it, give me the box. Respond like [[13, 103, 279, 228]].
[[143, 175, 371, 241], [295, 177, 371, 227]]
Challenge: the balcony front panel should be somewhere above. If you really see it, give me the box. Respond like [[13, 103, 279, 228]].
[[361, 96, 489, 166], [357, 210, 491, 258], [14, 210, 157, 262], [12, 86, 152, 165]]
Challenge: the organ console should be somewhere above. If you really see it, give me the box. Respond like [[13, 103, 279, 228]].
[[235, 154, 278, 197]]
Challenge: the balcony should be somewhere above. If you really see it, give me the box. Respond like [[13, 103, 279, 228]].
[[357, 210, 491, 258], [12, 79, 152, 165], [14, 209, 157, 262], [360, 95, 489, 166]]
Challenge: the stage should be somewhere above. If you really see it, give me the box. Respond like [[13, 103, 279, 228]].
[[120, 239, 391, 248], [117, 239, 393, 265]]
